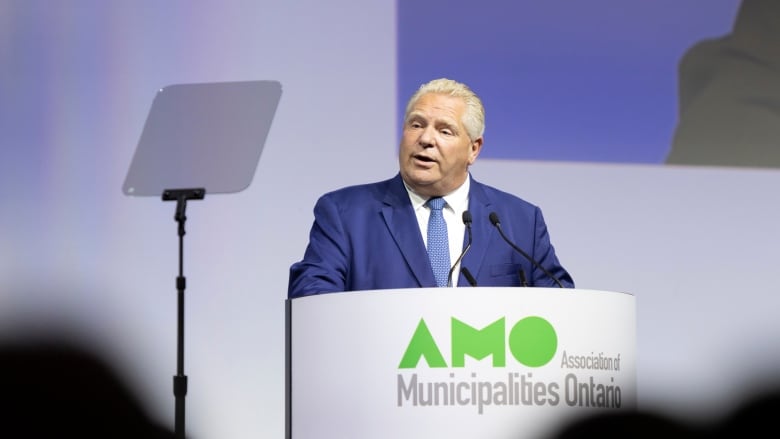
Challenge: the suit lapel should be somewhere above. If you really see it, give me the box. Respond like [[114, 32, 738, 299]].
[[380, 175, 435, 286], [461, 179, 493, 281]]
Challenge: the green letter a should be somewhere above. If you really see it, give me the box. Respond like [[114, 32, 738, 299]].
[[398, 318, 447, 368]]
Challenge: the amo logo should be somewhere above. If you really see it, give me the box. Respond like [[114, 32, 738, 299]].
[[398, 316, 557, 369]]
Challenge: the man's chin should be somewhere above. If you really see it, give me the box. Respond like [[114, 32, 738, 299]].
[[405, 179, 443, 197]]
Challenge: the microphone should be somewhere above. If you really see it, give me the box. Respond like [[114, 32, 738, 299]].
[[447, 211, 473, 287], [461, 267, 478, 287], [518, 268, 529, 287], [488, 212, 564, 288]]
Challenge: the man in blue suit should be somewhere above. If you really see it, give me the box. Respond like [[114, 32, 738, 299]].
[[288, 78, 573, 298]]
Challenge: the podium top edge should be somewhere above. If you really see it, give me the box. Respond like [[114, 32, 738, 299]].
[[287, 287, 634, 301]]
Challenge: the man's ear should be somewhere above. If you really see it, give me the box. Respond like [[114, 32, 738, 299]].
[[468, 137, 484, 165]]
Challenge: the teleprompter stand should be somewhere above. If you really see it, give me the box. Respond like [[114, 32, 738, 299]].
[[122, 80, 282, 439], [162, 188, 205, 439]]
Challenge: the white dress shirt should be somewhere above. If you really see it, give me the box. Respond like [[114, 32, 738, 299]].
[[404, 175, 471, 287]]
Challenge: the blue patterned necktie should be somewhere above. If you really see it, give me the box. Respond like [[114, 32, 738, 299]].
[[426, 197, 450, 287]]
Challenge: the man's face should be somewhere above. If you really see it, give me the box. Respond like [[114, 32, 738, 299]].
[[398, 93, 483, 197]]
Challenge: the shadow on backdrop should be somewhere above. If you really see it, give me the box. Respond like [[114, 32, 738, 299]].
[[667, 0, 780, 169], [0, 337, 174, 438]]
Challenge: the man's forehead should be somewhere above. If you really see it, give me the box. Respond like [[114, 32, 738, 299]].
[[409, 94, 464, 122]]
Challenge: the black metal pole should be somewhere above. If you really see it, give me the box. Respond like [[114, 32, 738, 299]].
[[163, 188, 205, 439], [173, 209, 187, 439]]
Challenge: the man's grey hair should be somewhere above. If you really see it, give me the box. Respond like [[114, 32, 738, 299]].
[[404, 78, 485, 141]]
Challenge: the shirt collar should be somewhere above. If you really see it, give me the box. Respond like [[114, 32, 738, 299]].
[[404, 174, 471, 213]]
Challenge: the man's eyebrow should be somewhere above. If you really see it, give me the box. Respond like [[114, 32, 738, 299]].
[[406, 112, 458, 130]]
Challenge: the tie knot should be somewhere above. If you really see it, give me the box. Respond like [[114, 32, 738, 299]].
[[427, 197, 445, 211]]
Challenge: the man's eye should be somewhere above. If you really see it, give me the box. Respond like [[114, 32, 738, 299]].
[[441, 129, 453, 136]]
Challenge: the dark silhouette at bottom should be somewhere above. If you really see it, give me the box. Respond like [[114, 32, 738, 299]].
[[710, 387, 780, 438], [545, 410, 705, 439], [0, 338, 174, 438], [545, 387, 780, 439]]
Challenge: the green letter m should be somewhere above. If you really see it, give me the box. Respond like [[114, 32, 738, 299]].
[[451, 317, 506, 367]]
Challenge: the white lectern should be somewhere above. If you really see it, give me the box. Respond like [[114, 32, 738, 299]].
[[286, 287, 635, 439]]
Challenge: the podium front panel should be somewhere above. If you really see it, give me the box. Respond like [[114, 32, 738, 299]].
[[287, 287, 635, 439]]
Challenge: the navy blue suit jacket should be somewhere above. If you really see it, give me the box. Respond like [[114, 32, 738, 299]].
[[288, 173, 574, 297]]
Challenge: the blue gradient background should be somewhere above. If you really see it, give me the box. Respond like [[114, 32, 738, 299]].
[[398, 0, 739, 163]]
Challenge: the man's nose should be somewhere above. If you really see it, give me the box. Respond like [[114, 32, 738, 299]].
[[418, 127, 436, 147]]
